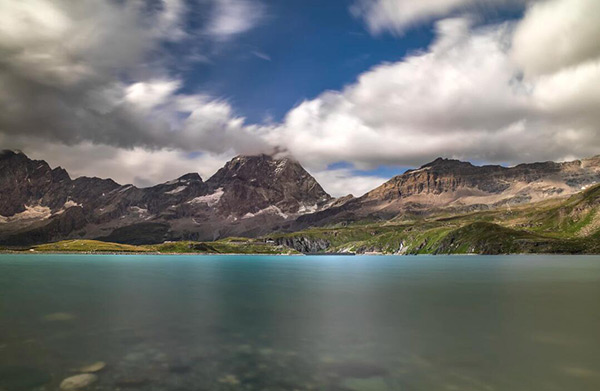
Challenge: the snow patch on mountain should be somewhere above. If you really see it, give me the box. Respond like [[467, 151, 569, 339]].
[[298, 203, 318, 214], [64, 200, 82, 208], [242, 205, 288, 220], [165, 186, 187, 195], [118, 185, 134, 193], [188, 188, 224, 207], [274, 159, 288, 175], [1, 205, 52, 222]]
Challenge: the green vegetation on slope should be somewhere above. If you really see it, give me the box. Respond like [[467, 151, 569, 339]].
[[15, 184, 600, 255], [269, 184, 600, 255], [149, 240, 299, 255], [33, 240, 150, 253], [27, 238, 299, 255]]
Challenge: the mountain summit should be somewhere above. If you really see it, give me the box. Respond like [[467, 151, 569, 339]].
[[206, 154, 331, 218], [0, 152, 331, 245], [3, 151, 600, 246], [299, 155, 600, 226]]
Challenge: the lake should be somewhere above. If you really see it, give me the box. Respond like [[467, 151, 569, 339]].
[[1, 254, 599, 391]]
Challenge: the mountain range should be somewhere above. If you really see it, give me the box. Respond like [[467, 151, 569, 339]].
[[1, 149, 600, 252]]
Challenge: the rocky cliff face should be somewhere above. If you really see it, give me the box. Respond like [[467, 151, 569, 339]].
[[364, 157, 586, 201], [273, 236, 331, 253], [0, 151, 332, 245], [0, 150, 71, 216], [299, 156, 600, 226], [206, 154, 331, 218], [367, 156, 600, 206], [3, 150, 600, 246]]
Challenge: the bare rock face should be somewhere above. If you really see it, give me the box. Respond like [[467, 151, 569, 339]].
[[206, 154, 331, 218], [300, 156, 600, 226], [2, 149, 600, 245], [59, 374, 97, 390], [0, 151, 332, 244], [168, 154, 333, 241], [362, 157, 600, 208], [0, 150, 71, 216]]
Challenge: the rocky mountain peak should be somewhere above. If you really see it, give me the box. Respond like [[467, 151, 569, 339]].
[[0, 149, 25, 160], [0, 150, 72, 216], [419, 157, 475, 171], [177, 173, 203, 182], [206, 154, 332, 217], [354, 155, 600, 221], [207, 154, 295, 184], [3, 150, 600, 245]]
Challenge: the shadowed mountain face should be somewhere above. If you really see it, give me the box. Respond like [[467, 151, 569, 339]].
[[1, 149, 600, 246], [206, 154, 331, 218], [0, 151, 331, 245]]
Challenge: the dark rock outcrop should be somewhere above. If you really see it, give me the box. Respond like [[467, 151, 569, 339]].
[[206, 154, 331, 217], [2, 150, 600, 246], [0, 151, 332, 245], [274, 236, 331, 253]]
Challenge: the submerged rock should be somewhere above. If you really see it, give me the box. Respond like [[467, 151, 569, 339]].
[[258, 348, 274, 356], [59, 374, 98, 390], [79, 361, 106, 373], [168, 363, 191, 374], [325, 361, 388, 379], [342, 377, 390, 391], [43, 312, 76, 322], [115, 377, 149, 388], [0, 366, 51, 391], [218, 374, 240, 385]]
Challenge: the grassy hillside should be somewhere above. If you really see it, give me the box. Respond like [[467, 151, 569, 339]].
[[33, 240, 150, 253], [269, 184, 600, 255], [28, 238, 299, 255], [149, 239, 299, 254], [14, 185, 600, 255]]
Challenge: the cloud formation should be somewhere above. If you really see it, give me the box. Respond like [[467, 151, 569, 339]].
[[2, 0, 600, 197], [0, 0, 268, 153], [512, 0, 600, 75], [311, 169, 388, 198], [206, 0, 265, 40], [351, 0, 530, 35], [1, 135, 230, 189], [272, 13, 599, 170]]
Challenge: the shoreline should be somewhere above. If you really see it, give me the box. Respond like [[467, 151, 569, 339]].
[[0, 250, 304, 256], [1, 250, 598, 256]]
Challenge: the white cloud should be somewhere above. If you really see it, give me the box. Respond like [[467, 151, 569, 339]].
[[4, 136, 233, 188], [312, 169, 389, 198], [125, 79, 182, 111], [273, 15, 600, 171], [3, 131, 385, 197], [206, 0, 264, 40], [3, 0, 600, 198], [512, 0, 600, 75], [251, 51, 272, 61], [0, 0, 271, 154], [351, 0, 530, 35], [153, 0, 188, 41]]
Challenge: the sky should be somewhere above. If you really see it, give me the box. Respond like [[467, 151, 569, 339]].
[[1, 0, 600, 197]]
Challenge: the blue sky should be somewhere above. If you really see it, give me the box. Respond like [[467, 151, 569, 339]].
[[2, 0, 600, 196], [179, 0, 434, 124], [172, 0, 524, 182]]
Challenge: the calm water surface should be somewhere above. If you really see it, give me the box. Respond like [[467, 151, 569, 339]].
[[1, 254, 599, 391]]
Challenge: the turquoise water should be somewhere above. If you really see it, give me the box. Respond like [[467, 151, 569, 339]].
[[1, 254, 599, 391]]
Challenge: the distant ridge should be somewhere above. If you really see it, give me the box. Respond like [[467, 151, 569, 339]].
[[0, 151, 331, 245], [1, 150, 600, 246]]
